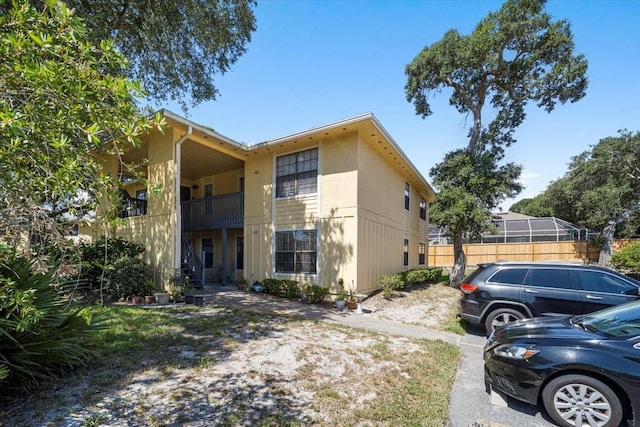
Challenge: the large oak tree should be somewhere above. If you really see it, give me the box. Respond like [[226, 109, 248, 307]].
[[405, 0, 588, 286], [2, 0, 257, 109]]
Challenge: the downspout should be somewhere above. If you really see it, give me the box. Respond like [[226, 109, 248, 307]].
[[174, 126, 193, 273]]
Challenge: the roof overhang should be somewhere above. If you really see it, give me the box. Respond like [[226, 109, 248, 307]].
[[155, 110, 435, 200]]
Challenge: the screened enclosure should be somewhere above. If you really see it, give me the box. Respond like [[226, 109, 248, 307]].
[[429, 213, 590, 245]]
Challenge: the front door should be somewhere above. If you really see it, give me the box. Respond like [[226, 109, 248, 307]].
[[180, 186, 191, 202], [202, 238, 215, 283]]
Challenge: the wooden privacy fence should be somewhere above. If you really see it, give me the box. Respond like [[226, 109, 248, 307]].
[[428, 239, 637, 267]]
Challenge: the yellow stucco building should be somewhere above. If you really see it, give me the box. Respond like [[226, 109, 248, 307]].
[[90, 110, 435, 295]]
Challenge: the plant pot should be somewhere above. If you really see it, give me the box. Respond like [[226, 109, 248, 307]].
[[335, 299, 346, 309], [193, 295, 204, 306], [346, 300, 357, 310], [155, 292, 170, 305], [131, 295, 143, 305], [145, 295, 156, 304], [184, 294, 195, 304]]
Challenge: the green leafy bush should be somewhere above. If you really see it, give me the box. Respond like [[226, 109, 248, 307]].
[[282, 280, 301, 299], [302, 284, 328, 303], [379, 274, 404, 298], [105, 258, 153, 301], [405, 267, 444, 285], [73, 237, 149, 301], [261, 278, 300, 299], [261, 278, 281, 295], [0, 247, 101, 389], [76, 237, 145, 289], [612, 242, 640, 276]]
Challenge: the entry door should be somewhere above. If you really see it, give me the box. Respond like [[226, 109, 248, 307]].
[[202, 238, 215, 282], [180, 186, 191, 202]]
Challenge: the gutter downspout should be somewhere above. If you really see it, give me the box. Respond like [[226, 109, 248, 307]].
[[174, 126, 193, 273]]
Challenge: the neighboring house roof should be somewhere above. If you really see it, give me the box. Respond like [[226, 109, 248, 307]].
[[158, 110, 436, 200], [429, 212, 590, 243]]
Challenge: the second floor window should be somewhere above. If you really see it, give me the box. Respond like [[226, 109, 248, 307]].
[[404, 182, 410, 210], [276, 148, 318, 198], [419, 197, 426, 220]]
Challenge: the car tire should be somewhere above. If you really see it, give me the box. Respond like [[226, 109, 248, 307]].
[[542, 374, 623, 427], [484, 308, 525, 332]]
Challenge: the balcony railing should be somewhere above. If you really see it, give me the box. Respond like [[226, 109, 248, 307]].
[[119, 198, 147, 218], [181, 192, 244, 230]]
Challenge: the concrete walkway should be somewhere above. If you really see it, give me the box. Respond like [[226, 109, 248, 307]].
[[197, 286, 555, 427]]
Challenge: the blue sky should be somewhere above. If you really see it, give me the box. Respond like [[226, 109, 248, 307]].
[[161, 0, 640, 210]]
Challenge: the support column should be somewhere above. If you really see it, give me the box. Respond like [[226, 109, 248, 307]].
[[221, 228, 228, 285]]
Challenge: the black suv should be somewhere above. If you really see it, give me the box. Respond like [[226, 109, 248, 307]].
[[458, 262, 640, 332]]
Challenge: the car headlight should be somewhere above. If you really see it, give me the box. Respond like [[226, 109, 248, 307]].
[[494, 344, 539, 360]]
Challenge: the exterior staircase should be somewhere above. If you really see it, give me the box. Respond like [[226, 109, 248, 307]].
[[181, 236, 204, 289]]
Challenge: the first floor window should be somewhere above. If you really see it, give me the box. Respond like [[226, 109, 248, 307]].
[[276, 230, 317, 273], [403, 239, 409, 266], [419, 243, 426, 265]]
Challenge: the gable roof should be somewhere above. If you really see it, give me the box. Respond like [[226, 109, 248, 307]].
[[158, 110, 435, 200]]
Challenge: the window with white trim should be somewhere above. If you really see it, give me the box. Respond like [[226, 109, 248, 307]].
[[419, 243, 426, 265], [275, 230, 317, 273], [276, 148, 318, 198]]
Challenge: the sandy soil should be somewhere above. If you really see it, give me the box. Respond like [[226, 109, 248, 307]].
[[0, 283, 461, 427]]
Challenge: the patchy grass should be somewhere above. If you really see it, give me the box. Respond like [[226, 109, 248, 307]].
[[0, 305, 460, 427]]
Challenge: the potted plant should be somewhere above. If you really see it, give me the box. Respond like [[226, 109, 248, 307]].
[[346, 289, 357, 309], [236, 277, 248, 291], [144, 280, 157, 304], [335, 292, 346, 309], [335, 278, 346, 309]]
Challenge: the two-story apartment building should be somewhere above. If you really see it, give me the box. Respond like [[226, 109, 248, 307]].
[[91, 110, 435, 295]]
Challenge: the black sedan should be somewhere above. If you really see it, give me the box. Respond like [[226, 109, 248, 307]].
[[484, 300, 640, 427]]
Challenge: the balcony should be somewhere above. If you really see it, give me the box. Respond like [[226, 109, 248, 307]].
[[181, 192, 244, 231], [119, 195, 147, 218]]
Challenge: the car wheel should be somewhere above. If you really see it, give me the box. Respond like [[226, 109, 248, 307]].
[[484, 308, 525, 332], [542, 374, 622, 427]]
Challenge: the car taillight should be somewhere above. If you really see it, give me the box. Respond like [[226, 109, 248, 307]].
[[460, 283, 477, 294]]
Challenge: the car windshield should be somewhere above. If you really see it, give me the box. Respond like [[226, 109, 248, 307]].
[[573, 301, 640, 338]]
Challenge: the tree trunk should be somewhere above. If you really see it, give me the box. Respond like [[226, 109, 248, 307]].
[[598, 200, 640, 267], [598, 220, 615, 267], [450, 231, 467, 288]]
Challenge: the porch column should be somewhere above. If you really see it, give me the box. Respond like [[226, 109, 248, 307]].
[[221, 228, 228, 285]]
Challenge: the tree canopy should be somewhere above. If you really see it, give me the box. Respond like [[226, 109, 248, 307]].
[[3, 0, 258, 109], [406, 0, 587, 154], [0, 0, 163, 253], [405, 0, 587, 286], [517, 131, 640, 265]]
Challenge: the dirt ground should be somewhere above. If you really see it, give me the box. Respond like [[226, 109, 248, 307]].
[[0, 283, 462, 427]]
